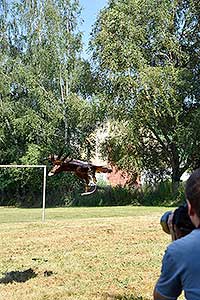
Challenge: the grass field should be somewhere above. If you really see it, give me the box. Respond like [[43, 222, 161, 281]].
[[0, 206, 177, 300]]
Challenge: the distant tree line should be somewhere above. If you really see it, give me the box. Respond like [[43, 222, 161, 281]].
[[0, 0, 199, 207]]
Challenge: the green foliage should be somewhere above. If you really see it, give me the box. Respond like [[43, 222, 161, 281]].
[[70, 185, 134, 207], [61, 181, 185, 208], [135, 181, 185, 207], [1, 0, 199, 207], [91, 0, 200, 192], [0, 0, 98, 206]]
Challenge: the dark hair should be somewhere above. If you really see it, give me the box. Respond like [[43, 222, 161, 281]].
[[185, 168, 200, 218]]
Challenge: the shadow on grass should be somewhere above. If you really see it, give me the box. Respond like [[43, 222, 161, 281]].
[[0, 268, 37, 284], [102, 292, 149, 300]]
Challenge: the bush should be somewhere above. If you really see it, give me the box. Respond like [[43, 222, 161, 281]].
[[65, 184, 138, 207], [135, 181, 186, 207], [68, 180, 186, 208], [0, 167, 185, 208]]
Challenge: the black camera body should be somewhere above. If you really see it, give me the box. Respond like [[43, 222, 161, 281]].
[[160, 204, 195, 239]]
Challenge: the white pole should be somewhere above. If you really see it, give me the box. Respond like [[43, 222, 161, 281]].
[[42, 166, 47, 222], [0, 164, 47, 222], [0, 165, 46, 168]]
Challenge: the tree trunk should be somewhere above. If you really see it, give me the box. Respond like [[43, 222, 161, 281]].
[[171, 170, 181, 196], [172, 179, 180, 195]]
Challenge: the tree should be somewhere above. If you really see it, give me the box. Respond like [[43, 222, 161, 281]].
[[91, 0, 200, 192], [0, 0, 97, 206]]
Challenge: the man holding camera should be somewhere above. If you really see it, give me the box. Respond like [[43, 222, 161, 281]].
[[154, 168, 200, 300]]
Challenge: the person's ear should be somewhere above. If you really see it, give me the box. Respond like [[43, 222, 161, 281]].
[[187, 200, 195, 216]]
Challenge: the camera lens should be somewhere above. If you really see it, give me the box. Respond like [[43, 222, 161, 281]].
[[160, 211, 172, 234]]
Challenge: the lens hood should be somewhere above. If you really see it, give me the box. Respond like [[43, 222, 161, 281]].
[[160, 211, 172, 234]]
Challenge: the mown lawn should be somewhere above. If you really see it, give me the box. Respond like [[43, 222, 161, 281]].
[[0, 206, 178, 300]]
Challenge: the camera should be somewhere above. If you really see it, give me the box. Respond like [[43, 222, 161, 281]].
[[160, 204, 195, 239]]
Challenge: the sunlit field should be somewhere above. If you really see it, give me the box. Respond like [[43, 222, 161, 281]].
[[0, 206, 177, 300]]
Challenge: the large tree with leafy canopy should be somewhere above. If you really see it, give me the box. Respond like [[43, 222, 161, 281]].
[[0, 0, 96, 205], [91, 0, 200, 191]]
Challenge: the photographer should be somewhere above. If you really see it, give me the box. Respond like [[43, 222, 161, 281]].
[[154, 168, 200, 300]]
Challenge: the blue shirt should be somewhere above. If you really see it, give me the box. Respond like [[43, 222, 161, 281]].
[[155, 229, 200, 300]]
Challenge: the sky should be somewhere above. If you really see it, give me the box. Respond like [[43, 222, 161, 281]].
[[79, 0, 108, 58]]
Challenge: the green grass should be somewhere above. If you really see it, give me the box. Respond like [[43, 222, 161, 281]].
[[0, 205, 171, 223], [0, 206, 183, 300]]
